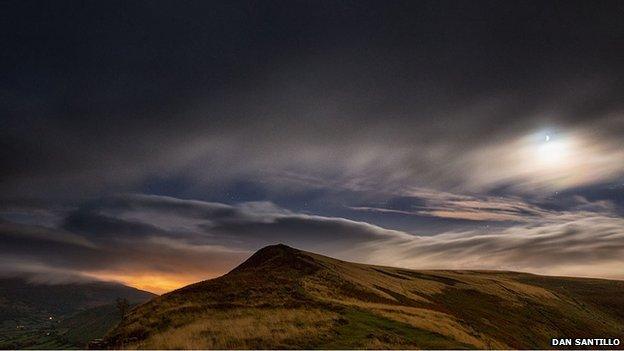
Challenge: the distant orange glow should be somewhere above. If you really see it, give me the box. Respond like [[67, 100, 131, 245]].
[[87, 271, 223, 294]]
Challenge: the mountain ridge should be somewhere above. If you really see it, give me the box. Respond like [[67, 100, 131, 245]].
[[108, 244, 624, 349]]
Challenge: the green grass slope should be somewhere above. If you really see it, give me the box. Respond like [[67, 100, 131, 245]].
[[107, 244, 624, 349]]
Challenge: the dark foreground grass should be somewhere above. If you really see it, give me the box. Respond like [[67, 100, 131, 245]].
[[324, 308, 470, 349]]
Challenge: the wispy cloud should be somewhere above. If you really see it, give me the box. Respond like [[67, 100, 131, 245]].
[[2, 194, 623, 292], [351, 188, 550, 222], [366, 213, 624, 281]]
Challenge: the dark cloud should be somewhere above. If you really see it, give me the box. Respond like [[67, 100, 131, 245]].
[[64, 194, 403, 250], [63, 211, 169, 239], [2, 2, 624, 290], [2, 1, 624, 201]]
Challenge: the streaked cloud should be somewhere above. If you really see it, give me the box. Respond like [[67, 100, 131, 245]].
[[367, 213, 624, 281], [2, 194, 623, 293], [352, 188, 565, 222]]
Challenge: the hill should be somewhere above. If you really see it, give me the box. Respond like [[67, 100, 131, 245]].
[[108, 244, 624, 349], [0, 277, 154, 349]]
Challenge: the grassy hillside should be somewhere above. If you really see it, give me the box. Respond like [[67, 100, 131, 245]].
[[57, 304, 125, 346], [108, 244, 624, 349], [0, 278, 154, 349]]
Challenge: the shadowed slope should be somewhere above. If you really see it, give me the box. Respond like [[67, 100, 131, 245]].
[[0, 278, 154, 349], [107, 244, 624, 349]]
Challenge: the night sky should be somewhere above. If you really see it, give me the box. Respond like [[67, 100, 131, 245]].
[[2, 0, 624, 293]]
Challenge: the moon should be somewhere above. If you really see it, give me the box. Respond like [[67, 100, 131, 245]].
[[545, 135, 550, 142]]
